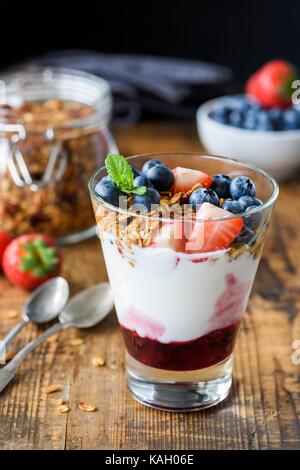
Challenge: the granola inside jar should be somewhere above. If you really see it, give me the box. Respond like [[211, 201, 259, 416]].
[[0, 67, 116, 243]]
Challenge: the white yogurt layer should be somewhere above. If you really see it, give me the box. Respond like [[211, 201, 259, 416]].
[[102, 237, 260, 343]]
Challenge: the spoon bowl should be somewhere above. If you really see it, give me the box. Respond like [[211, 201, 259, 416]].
[[60, 283, 114, 328], [0, 282, 114, 392], [0, 276, 70, 361], [24, 277, 70, 323]]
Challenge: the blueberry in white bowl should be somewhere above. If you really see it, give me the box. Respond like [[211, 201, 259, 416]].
[[197, 59, 300, 180]]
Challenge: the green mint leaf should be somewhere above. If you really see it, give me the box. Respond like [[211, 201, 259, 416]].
[[105, 153, 134, 192], [131, 186, 147, 195]]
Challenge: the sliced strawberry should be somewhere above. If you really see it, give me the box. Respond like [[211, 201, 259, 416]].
[[185, 203, 243, 253], [171, 167, 212, 194], [153, 221, 187, 253]]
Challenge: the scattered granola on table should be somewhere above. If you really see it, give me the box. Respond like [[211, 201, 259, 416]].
[[42, 384, 62, 395], [78, 402, 97, 412]]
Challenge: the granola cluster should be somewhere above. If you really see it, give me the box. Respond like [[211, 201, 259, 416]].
[[0, 100, 108, 238], [94, 188, 195, 250], [94, 183, 266, 261]]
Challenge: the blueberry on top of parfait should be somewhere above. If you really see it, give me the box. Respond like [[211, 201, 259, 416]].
[[230, 176, 256, 199], [141, 159, 162, 175], [222, 199, 244, 214], [130, 164, 141, 178], [189, 188, 219, 210], [95, 176, 123, 207], [238, 195, 262, 209], [143, 162, 174, 192], [134, 175, 153, 188], [211, 174, 232, 198], [131, 187, 160, 212]]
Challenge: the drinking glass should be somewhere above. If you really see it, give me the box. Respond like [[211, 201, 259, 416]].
[[89, 153, 279, 411]]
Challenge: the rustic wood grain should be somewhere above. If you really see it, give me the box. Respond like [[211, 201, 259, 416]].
[[0, 121, 299, 450]]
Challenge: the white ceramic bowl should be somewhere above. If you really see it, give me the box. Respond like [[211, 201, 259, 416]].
[[196, 96, 300, 180]]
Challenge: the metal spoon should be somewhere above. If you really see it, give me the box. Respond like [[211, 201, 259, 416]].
[[0, 283, 114, 393], [0, 277, 69, 362]]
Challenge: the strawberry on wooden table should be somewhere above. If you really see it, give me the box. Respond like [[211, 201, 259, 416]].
[[186, 203, 244, 253], [2, 234, 61, 290], [246, 59, 297, 109], [0, 232, 13, 269], [171, 167, 212, 194]]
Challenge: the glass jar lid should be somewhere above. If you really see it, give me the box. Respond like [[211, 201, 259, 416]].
[[0, 66, 113, 133]]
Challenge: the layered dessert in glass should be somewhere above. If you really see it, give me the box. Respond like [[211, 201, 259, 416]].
[[89, 153, 278, 411]]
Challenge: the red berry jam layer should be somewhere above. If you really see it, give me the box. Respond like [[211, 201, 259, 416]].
[[121, 321, 241, 371]]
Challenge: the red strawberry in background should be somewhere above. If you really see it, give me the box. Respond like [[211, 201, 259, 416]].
[[0, 232, 13, 269], [171, 167, 212, 194], [2, 234, 62, 290], [246, 59, 297, 108]]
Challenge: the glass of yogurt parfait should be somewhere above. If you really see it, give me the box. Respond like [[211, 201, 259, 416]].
[[89, 152, 279, 411]]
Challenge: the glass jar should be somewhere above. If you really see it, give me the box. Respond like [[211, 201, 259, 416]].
[[0, 67, 117, 244]]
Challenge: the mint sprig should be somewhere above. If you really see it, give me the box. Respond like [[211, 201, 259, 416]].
[[105, 153, 147, 195]]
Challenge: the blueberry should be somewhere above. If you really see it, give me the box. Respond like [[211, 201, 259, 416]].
[[130, 164, 141, 178], [228, 110, 243, 127], [243, 108, 260, 130], [234, 226, 256, 245], [131, 187, 160, 212], [144, 164, 174, 191], [228, 96, 252, 113], [256, 111, 274, 131], [222, 199, 244, 213], [211, 174, 232, 198], [238, 196, 263, 210], [95, 176, 123, 207], [141, 159, 162, 175], [268, 108, 284, 130], [247, 99, 261, 111], [210, 107, 230, 124], [282, 108, 300, 130], [230, 176, 256, 199], [133, 175, 153, 188], [243, 114, 257, 130], [189, 188, 219, 210], [244, 205, 262, 230]]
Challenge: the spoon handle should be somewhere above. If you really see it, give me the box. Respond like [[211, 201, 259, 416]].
[[0, 321, 27, 363], [0, 322, 67, 393]]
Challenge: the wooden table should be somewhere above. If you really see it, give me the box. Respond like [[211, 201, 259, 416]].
[[0, 122, 299, 450]]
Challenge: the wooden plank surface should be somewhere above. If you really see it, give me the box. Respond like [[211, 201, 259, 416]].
[[0, 121, 300, 450]]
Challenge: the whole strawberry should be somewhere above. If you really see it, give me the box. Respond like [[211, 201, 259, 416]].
[[246, 59, 297, 108], [0, 232, 13, 269], [2, 234, 62, 290]]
